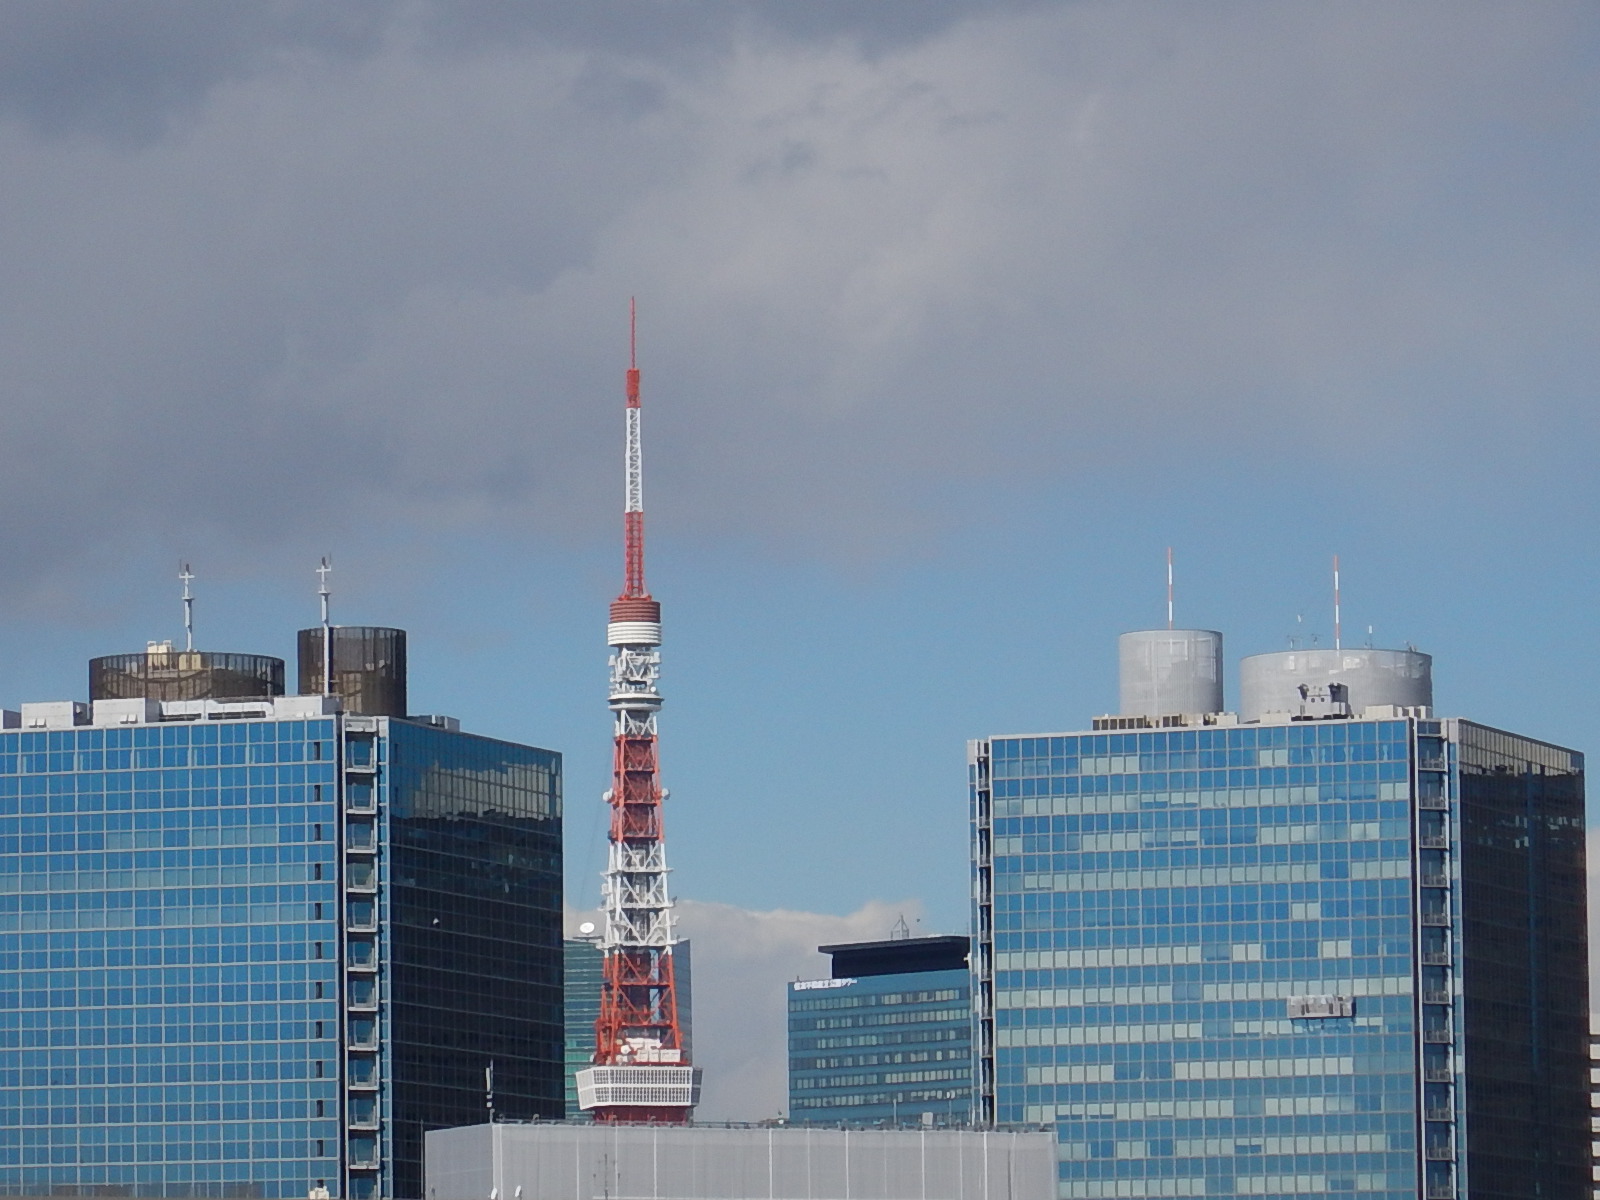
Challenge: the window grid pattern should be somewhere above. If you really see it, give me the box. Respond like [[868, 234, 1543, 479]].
[[0, 714, 564, 1200], [975, 721, 1420, 1200], [788, 969, 974, 1124], [0, 719, 342, 1199]]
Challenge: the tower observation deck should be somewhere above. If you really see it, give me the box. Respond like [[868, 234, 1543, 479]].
[[574, 304, 701, 1122]]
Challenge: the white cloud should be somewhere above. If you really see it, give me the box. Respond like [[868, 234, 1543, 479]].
[[568, 898, 933, 1120]]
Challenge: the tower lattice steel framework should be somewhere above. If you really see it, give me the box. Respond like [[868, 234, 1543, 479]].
[[575, 303, 701, 1123]]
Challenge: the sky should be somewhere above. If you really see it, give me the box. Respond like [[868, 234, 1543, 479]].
[[2, 0, 1600, 1118]]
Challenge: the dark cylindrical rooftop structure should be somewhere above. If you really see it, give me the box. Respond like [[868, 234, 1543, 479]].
[[90, 646, 285, 703], [297, 626, 407, 717]]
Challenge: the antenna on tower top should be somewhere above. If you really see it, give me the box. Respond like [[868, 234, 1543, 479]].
[[179, 563, 195, 652], [622, 299, 647, 599], [316, 557, 333, 695], [1166, 548, 1174, 630]]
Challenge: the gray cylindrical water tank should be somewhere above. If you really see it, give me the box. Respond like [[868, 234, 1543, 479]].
[[1238, 648, 1432, 722], [1118, 630, 1225, 718]]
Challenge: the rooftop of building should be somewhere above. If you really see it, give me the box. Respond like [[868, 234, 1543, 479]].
[[815, 934, 970, 979], [1088, 700, 1434, 731], [0, 694, 462, 731]]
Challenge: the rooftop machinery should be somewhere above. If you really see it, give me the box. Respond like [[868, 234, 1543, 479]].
[[574, 304, 701, 1123]]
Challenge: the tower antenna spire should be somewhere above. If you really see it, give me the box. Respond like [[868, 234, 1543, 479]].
[[623, 297, 647, 600], [179, 563, 195, 652], [577, 301, 700, 1124]]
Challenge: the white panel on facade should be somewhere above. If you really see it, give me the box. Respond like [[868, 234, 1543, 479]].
[[424, 1122, 1056, 1200]]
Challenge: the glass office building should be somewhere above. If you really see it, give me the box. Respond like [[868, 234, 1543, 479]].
[[971, 700, 1587, 1198], [563, 935, 603, 1120], [0, 691, 563, 1200], [788, 935, 973, 1125]]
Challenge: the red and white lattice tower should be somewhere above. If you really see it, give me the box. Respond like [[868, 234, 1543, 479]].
[[574, 302, 701, 1123]]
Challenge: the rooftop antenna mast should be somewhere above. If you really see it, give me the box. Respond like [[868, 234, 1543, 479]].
[[1166, 547, 1174, 630], [317, 557, 333, 695], [1332, 555, 1342, 652], [179, 563, 195, 652]]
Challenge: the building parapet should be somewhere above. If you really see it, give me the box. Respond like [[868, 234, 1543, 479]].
[[14, 693, 343, 729]]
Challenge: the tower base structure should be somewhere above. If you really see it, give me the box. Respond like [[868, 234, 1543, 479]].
[[575, 1065, 702, 1123]]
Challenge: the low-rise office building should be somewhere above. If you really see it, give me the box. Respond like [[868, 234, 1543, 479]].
[[788, 934, 973, 1125]]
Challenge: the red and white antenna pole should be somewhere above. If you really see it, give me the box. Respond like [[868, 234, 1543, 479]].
[[1166, 547, 1174, 631], [1332, 554, 1342, 652], [623, 298, 646, 599], [576, 300, 701, 1124]]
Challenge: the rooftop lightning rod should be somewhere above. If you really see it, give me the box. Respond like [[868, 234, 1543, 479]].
[[1333, 555, 1342, 652], [316, 557, 333, 695], [1166, 547, 1174, 630], [179, 563, 195, 652]]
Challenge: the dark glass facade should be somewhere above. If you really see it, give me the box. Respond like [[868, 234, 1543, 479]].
[[788, 967, 974, 1125], [970, 716, 1587, 1200], [1455, 724, 1588, 1199], [385, 720, 562, 1196], [563, 936, 602, 1120], [0, 706, 562, 1200], [296, 629, 407, 718], [89, 651, 285, 703]]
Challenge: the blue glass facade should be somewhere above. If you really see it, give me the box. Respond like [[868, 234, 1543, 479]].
[[970, 716, 1586, 1200], [0, 703, 562, 1200], [788, 969, 973, 1125]]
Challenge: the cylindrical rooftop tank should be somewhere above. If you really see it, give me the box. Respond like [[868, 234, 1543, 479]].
[[1118, 629, 1225, 717], [89, 646, 285, 703], [1238, 647, 1432, 722], [297, 626, 407, 717]]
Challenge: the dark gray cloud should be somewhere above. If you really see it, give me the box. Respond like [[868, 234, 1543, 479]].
[[0, 0, 1033, 143], [0, 0, 1596, 598], [406, 0, 1042, 62], [0, 0, 397, 142]]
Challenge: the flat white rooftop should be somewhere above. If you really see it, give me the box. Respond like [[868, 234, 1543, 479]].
[[425, 1122, 1055, 1200], [0, 694, 342, 730]]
